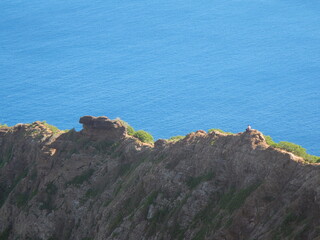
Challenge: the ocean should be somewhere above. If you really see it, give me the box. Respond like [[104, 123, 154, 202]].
[[1, 0, 319, 155]]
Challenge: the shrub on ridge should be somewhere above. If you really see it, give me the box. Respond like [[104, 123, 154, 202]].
[[133, 130, 154, 144]]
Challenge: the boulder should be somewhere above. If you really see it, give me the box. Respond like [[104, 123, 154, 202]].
[[79, 116, 126, 141], [154, 139, 168, 149]]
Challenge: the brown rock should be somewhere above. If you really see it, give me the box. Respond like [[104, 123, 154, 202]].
[[79, 115, 126, 141], [154, 139, 168, 148], [0, 119, 319, 240]]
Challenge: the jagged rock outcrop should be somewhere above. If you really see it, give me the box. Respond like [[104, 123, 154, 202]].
[[79, 116, 126, 141], [0, 116, 319, 240]]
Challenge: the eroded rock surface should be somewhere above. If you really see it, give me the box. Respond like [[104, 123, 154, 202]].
[[79, 115, 126, 141], [0, 116, 319, 240]]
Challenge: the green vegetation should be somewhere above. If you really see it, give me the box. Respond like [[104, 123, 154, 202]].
[[192, 228, 207, 240], [15, 192, 29, 208], [118, 163, 132, 177], [191, 204, 220, 240], [193, 202, 218, 225], [191, 201, 224, 240], [118, 118, 154, 143], [0, 226, 11, 240], [0, 123, 8, 128], [143, 191, 187, 238], [109, 185, 145, 234], [85, 188, 99, 199], [15, 188, 38, 208], [143, 191, 158, 208], [0, 146, 13, 168], [272, 211, 306, 239], [0, 169, 29, 208], [168, 135, 185, 142], [264, 135, 320, 163], [133, 130, 154, 144], [109, 213, 123, 233], [109, 186, 145, 233], [30, 169, 38, 181], [168, 223, 185, 240], [66, 169, 95, 187], [81, 188, 100, 204], [264, 135, 277, 146], [41, 121, 60, 134], [103, 199, 113, 207], [117, 159, 148, 180], [188, 183, 260, 240], [208, 129, 233, 135], [46, 182, 58, 195], [141, 191, 159, 221], [113, 181, 123, 196], [118, 119, 135, 135], [146, 207, 170, 237], [39, 182, 58, 212], [186, 172, 215, 189], [219, 183, 260, 213], [63, 127, 76, 133]]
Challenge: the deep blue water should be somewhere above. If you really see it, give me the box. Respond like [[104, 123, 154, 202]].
[[1, 0, 319, 155]]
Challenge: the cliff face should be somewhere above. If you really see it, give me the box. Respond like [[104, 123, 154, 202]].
[[0, 116, 319, 240]]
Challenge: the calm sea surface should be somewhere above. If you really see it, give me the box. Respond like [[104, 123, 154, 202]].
[[1, 0, 319, 154]]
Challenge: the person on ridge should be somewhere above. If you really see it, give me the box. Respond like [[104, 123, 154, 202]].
[[246, 125, 252, 132]]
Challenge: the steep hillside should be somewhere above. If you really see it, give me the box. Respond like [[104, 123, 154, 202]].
[[0, 116, 319, 240]]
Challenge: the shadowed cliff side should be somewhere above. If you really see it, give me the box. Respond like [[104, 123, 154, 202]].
[[0, 116, 319, 240]]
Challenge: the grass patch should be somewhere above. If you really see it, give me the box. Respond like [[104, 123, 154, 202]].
[[168, 136, 185, 142], [85, 188, 99, 199], [0, 169, 29, 208], [169, 222, 185, 240], [109, 213, 123, 233], [189, 184, 259, 239], [41, 121, 60, 134], [15, 188, 38, 208], [133, 130, 154, 144], [143, 191, 158, 208], [39, 182, 58, 212], [46, 182, 58, 195], [113, 181, 123, 196], [0, 225, 11, 240], [191, 205, 225, 239], [39, 196, 55, 212], [146, 207, 170, 237], [117, 118, 154, 143], [118, 163, 132, 177], [66, 169, 95, 187], [273, 211, 306, 239], [118, 119, 135, 136], [104, 199, 113, 207], [219, 183, 260, 213], [186, 172, 214, 189], [0, 146, 13, 168], [0, 123, 8, 128], [141, 191, 159, 219], [264, 135, 320, 163], [81, 188, 100, 204], [15, 192, 29, 208], [193, 204, 217, 225], [192, 226, 209, 240], [208, 129, 233, 135]]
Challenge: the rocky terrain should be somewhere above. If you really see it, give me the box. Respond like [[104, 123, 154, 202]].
[[0, 116, 320, 240]]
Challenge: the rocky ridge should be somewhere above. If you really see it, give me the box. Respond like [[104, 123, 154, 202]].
[[0, 116, 319, 240]]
